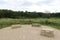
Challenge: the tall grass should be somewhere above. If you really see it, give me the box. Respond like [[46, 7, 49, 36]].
[[0, 18, 60, 29]]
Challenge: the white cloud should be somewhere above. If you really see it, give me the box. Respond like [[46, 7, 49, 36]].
[[0, 0, 60, 12], [27, 0, 45, 3]]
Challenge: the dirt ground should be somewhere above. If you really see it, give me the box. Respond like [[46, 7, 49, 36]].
[[0, 25, 60, 40]]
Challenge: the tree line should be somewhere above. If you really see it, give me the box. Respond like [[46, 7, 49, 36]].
[[0, 9, 60, 18]]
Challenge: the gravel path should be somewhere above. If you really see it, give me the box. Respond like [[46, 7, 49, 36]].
[[0, 25, 60, 40]]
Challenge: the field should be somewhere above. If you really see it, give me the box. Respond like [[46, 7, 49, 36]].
[[0, 18, 60, 29]]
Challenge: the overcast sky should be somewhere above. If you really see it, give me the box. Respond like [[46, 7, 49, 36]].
[[0, 0, 60, 12]]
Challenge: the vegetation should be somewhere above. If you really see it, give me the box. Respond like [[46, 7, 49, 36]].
[[0, 9, 60, 18], [0, 9, 60, 29], [0, 18, 60, 29]]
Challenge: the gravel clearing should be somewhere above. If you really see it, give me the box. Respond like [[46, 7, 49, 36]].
[[0, 25, 60, 40]]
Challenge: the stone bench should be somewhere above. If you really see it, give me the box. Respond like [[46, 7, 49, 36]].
[[32, 23, 41, 27], [11, 25, 21, 29], [40, 28, 54, 37]]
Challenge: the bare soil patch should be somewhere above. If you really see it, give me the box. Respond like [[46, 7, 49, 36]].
[[0, 24, 60, 40]]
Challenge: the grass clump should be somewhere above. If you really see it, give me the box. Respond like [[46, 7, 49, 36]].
[[0, 18, 60, 29]]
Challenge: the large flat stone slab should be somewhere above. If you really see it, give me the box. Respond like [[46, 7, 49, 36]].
[[40, 28, 54, 37]]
